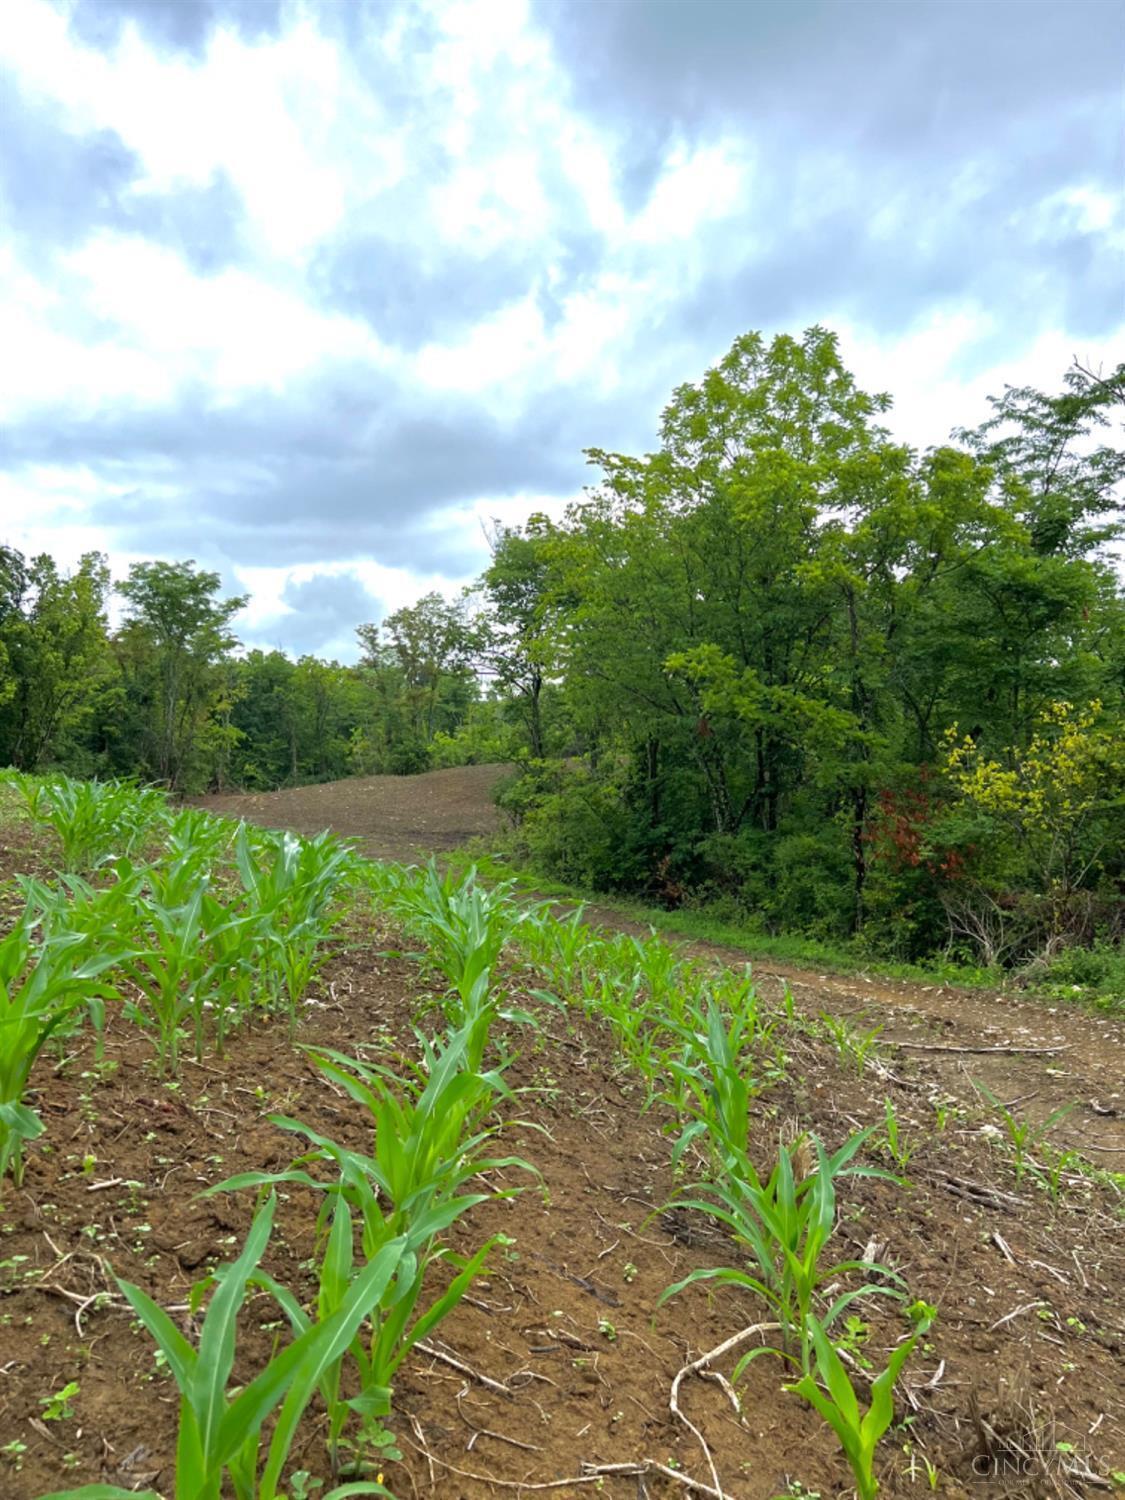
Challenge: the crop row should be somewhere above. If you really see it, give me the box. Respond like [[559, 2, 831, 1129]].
[[3, 774, 934, 1500]]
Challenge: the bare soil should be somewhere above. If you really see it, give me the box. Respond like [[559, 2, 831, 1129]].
[[199, 764, 512, 865], [1, 774, 1122, 1500]]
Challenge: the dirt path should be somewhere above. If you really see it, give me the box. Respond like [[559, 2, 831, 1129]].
[[199, 767, 1125, 1159]]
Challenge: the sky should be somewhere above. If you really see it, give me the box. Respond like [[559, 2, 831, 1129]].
[[0, 0, 1122, 663]]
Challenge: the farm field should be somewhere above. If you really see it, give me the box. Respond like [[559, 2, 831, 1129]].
[[0, 773, 1122, 1500]]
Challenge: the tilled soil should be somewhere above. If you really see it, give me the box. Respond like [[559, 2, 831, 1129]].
[[199, 768, 1125, 1160], [198, 764, 511, 865], [2, 778, 1123, 1500]]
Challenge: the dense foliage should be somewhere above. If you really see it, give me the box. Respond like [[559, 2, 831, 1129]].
[[488, 332, 1124, 975], [2, 326, 1121, 976]]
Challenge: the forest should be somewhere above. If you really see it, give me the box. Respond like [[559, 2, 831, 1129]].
[[2, 328, 1122, 985]]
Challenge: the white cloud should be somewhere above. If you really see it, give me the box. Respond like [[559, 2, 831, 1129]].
[[0, 0, 1118, 650], [64, 235, 385, 394], [0, 0, 384, 258], [631, 141, 748, 244], [836, 310, 1125, 454]]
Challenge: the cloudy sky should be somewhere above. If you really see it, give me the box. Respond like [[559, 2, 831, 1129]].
[[0, 0, 1121, 661]]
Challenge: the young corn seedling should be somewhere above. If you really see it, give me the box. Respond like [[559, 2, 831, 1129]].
[[880, 1099, 919, 1171], [164, 805, 235, 874], [247, 1189, 500, 1479], [125, 883, 210, 1074], [819, 1012, 884, 1077], [785, 1304, 935, 1500], [216, 1023, 536, 1251], [663, 995, 770, 1166], [210, 1025, 536, 1471], [21, 774, 166, 872], [385, 863, 542, 1070], [0, 912, 122, 1186], [518, 903, 592, 989], [235, 826, 351, 1033], [974, 1080, 1074, 1187], [37, 1194, 395, 1500], [660, 1129, 903, 1374], [19, 863, 144, 1059], [199, 892, 264, 1052], [389, 861, 525, 988]]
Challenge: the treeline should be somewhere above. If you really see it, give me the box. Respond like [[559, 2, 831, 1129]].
[[2, 326, 1122, 976], [0, 557, 498, 793]]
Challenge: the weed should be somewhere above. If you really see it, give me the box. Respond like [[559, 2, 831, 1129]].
[[974, 1081, 1073, 1186], [40, 1381, 80, 1421]]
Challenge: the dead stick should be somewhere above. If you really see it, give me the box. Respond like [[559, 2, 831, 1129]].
[[414, 1339, 513, 1398], [886, 1041, 1070, 1055], [399, 1436, 617, 1490], [401, 1437, 725, 1497], [989, 1301, 1046, 1332], [670, 1322, 780, 1500]]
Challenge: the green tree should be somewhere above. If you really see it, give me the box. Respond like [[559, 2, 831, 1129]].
[[355, 593, 476, 769], [116, 560, 247, 791], [468, 516, 562, 758], [0, 551, 114, 771]]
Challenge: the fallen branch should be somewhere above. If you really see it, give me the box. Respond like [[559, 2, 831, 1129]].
[[670, 1322, 781, 1500], [989, 1301, 1046, 1333], [887, 1041, 1071, 1056], [414, 1339, 513, 1398], [927, 1170, 1028, 1212], [33, 1283, 189, 1339], [400, 1436, 725, 1496]]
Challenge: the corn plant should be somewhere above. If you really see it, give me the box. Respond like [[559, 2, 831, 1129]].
[[235, 826, 352, 1032], [518, 903, 592, 983], [387, 861, 524, 982], [660, 1129, 903, 1373], [246, 1190, 498, 1479], [974, 1079, 1074, 1186], [819, 1012, 884, 1076], [215, 1024, 534, 1253], [210, 1024, 536, 1469], [199, 891, 265, 1053], [0, 912, 124, 1186], [663, 995, 772, 1165], [383, 862, 544, 1070], [164, 805, 235, 874], [880, 1098, 919, 1171], [17, 774, 167, 872], [19, 864, 144, 1059], [125, 883, 211, 1074], [785, 1305, 934, 1500], [37, 1194, 395, 1500]]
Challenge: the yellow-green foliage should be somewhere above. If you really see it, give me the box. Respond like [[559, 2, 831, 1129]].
[[943, 700, 1123, 890]]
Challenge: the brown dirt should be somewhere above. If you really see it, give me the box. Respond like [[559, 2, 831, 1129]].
[[198, 764, 512, 865], [2, 780, 1122, 1500], [198, 769, 1125, 1161]]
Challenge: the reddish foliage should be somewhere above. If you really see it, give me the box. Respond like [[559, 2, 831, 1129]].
[[866, 771, 969, 881]]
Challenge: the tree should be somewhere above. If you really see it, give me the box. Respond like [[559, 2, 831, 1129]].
[[116, 560, 247, 791], [468, 516, 562, 759], [940, 699, 1124, 964], [490, 328, 1123, 956], [0, 552, 114, 771], [355, 593, 476, 767]]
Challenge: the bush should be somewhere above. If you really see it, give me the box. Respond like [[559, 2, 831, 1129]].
[[1041, 941, 1125, 1011], [429, 704, 519, 768], [499, 761, 647, 890]]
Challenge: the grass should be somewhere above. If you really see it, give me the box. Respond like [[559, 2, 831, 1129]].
[[454, 843, 1124, 1014], [452, 847, 1005, 987]]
